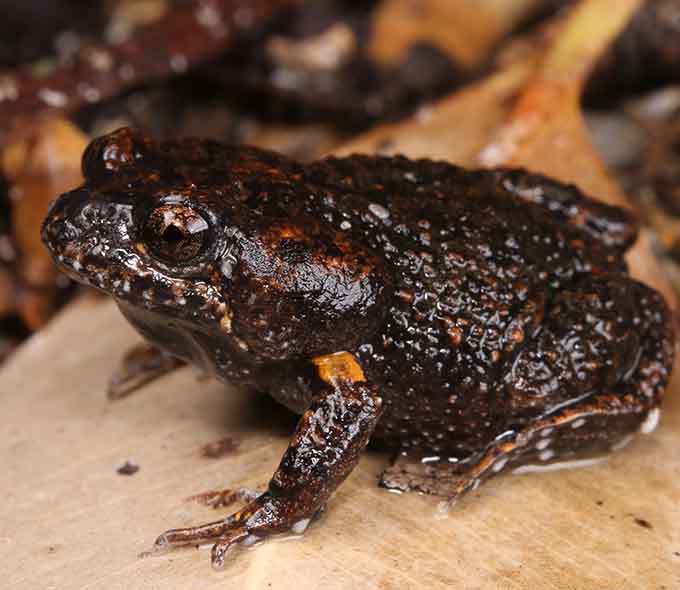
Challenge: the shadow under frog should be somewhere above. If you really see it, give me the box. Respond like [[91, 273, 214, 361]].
[[42, 128, 675, 569]]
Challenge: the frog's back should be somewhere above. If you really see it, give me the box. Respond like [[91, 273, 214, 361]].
[[302, 155, 628, 456]]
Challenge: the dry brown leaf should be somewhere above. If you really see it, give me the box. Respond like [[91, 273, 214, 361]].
[[369, 0, 542, 67], [2, 117, 88, 289], [1, 118, 88, 328], [334, 58, 537, 160]]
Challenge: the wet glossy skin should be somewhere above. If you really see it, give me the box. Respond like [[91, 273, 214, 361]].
[[42, 128, 674, 567]]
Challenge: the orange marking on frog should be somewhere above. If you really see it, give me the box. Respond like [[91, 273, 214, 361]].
[[313, 351, 366, 384]]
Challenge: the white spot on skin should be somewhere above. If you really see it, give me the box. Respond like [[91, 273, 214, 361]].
[[368, 203, 390, 220], [220, 258, 235, 279], [492, 457, 508, 473], [71, 260, 82, 271], [512, 457, 607, 475], [122, 280, 131, 293], [220, 311, 232, 333], [170, 54, 188, 73], [571, 418, 586, 429], [540, 427, 554, 438], [195, 3, 221, 29], [291, 518, 311, 534], [611, 434, 634, 452], [539, 449, 555, 462], [78, 83, 101, 103], [640, 408, 660, 434], [38, 88, 68, 107], [535, 438, 551, 451], [340, 220, 352, 230], [85, 48, 113, 71]]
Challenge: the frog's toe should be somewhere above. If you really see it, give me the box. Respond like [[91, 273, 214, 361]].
[[154, 520, 255, 569], [210, 529, 254, 570], [154, 517, 234, 549], [108, 343, 184, 400]]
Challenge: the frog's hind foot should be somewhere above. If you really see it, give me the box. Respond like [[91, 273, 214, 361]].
[[381, 393, 659, 505]]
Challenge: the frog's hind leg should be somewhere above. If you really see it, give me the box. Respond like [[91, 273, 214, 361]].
[[381, 392, 659, 503], [383, 273, 674, 503]]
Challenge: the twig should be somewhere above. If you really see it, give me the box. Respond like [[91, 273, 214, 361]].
[[0, 0, 300, 148]]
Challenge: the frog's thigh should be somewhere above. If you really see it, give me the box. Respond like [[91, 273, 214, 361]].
[[382, 274, 673, 500], [154, 352, 383, 569], [504, 273, 672, 418], [107, 342, 185, 400]]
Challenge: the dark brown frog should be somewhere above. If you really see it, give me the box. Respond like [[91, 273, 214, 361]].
[[41, 128, 675, 568]]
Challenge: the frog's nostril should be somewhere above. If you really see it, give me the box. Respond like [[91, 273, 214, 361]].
[[42, 214, 65, 252], [42, 189, 89, 247], [42, 203, 82, 255]]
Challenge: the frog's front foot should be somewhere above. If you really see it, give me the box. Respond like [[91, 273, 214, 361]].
[[155, 490, 318, 568], [155, 352, 382, 568], [108, 343, 184, 400]]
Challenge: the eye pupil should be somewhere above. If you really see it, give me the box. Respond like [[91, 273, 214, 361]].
[[162, 224, 185, 244], [144, 204, 208, 263]]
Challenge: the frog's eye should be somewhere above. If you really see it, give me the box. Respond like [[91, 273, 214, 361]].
[[143, 205, 209, 263]]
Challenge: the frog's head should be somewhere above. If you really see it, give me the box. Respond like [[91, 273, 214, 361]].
[[41, 127, 247, 370], [42, 128, 389, 369]]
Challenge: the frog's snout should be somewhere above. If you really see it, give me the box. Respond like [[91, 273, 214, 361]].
[[42, 188, 89, 259], [42, 187, 134, 284]]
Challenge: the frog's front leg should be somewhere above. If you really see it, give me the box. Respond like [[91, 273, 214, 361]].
[[154, 352, 383, 569], [108, 343, 185, 400]]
